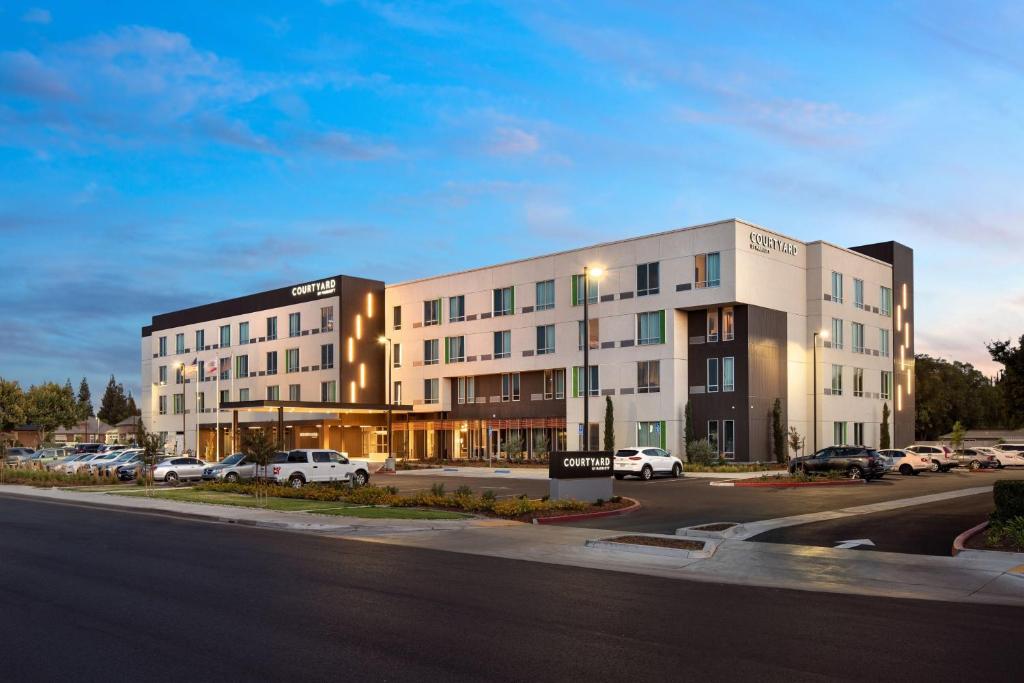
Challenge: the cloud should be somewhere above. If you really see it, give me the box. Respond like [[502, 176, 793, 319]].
[[0, 50, 74, 101], [323, 1, 459, 34], [300, 130, 397, 160], [22, 8, 51, 25], [487, 127, 541, 156]]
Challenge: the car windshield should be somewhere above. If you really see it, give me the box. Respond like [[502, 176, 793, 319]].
[[614, 450, 639, 457], [222, 453, 245, 466]]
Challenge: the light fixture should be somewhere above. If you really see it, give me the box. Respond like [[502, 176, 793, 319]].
[[359, 363, 366, 388], [818, 329, 829, 340], [355, 314, 363, 339], [349, 381, 357, 403], [366, 293, 374, 318], [587, 266, 604, 279], [377, 335, 388, 345], [347, 337, 354, 362]]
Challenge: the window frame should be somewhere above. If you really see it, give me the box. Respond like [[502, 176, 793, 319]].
[[535, 279, 555, 311], [493, 330, 511, 359], [707, 357, 719, 393], [636, 262, 660, 296], [536, 324, 555, 355], [637, 360, 660, 394], [722, 356, 735, 392], [448, 295, 466, 323], [493, 286, 515, 317]]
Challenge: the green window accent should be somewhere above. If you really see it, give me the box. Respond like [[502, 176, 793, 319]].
[[510, 286, 515, 314], [444, 337, 450, 363], [658, 310, 666, 344], [660, 421, 667, 450], [572, 366, 580, 398], [571, 275, 580, 306]]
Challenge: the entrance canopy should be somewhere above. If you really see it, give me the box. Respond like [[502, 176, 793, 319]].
[[219, 399, 412, 415]]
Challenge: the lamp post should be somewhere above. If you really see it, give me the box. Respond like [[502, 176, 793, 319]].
[[377, 336, 394, 472], [582, 265, 603, 451], [175, 362, 186, 456], [812, 328, 829, 453]]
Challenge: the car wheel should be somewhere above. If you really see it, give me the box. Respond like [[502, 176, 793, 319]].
[[353, 470, 368, 487], [671, 463, 682, 478], [640, 465, 654, 481], [969, 460, 981, 471], [614, 473, 624, 480], [165, 472, 179, 485], [929, 460, 939, 473], [847, 466, 864, 480], [289, 475, 305, 488], [940, 466, 951, 473], [899, 464, 913, 476], [225, 472, 240, 483]]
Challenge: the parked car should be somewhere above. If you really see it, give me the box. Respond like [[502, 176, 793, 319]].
[[904, 445, 956, 472], [85, 450, 129, 473], [96, 449, 142, 476], [613, 447, 683, 480], [3, 447, 36, 466], [23, 448, 68, 467], [116, 460, 146, 481], [789, 446, 886, 480], [152, 457, 208, 484], [874, 450, 893, 472], [201, 453, 250, 481], [65, 453, 110, 474], [49, 452, 93, 471], [72, 443, 104, 454], [989, 446, 1024, 468], [877, 449, 931, 475], [951, 448, 1000, 470], [258, 449, 370, 488]]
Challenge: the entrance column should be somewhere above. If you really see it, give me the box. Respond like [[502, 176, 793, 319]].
[[231, 410, 239, 452], [277, 407, 284, 450]]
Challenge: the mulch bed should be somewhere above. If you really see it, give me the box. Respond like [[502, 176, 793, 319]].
[[515, 497, 634, 523], [691, 523, 735, 531], [605, 535, 705, 551]]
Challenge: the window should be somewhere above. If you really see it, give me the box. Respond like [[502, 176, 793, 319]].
[[707, 420, 719, 451], [266, 316, 277, 340], [285, 348, 299, 373], [571, 274, 599, 305], [321, 381, 337, 402], [831, 318, 844, 350], [238, 388, 250, 402], [175, 333, 185, 354], [493, 286, 515, 316], [423, 298, 441, 326], [535, 280, 555, 311], [637, 311, 666, 345], [880, 329, 890, 358], [854, 422, 865, 446], [393, 381, 402, 404], [239, 322, 249, 345], [578, 319, 599, 350], [234, 354, 248, 378], [707, 358, 719, 392], [424, 339, 439, 365], [219, 389, 229, 407], [266, 351, 278, 375], [197, 392, 205, 412], [638, 360, 660, 393], [695, 252, 721, 288], [393, 305, 402, 330], [831, 364, 843, 395], [880, 287, 893, 316], [637, 421, 665, 448], [493, 330, 511, 359], [636, 262, 659, 296], [289, 312, 301, 337], [288, 384, 301, 401], [158, 365, 168, 384], [831, 271, 843, 303], [448, 295, 465, 323], [457, 376, 476, 404], [220, 325, 231, 348], [881, 371, 893, 400], [158, 395, 167, 415], [572, 366, 600, 397], [195, 329, 205, 350], [321, 343, 334, 369], [544, 369, 566, 399], [501, 373, 521, 402], [321, 306, 334, 331], [853, 368, 864, 397], [723, 306, 735, 341], [267, 385, 279, 400], [707, 308, 719, 342], [833, 421, 848, 446], [424, 378, 439, 405], [173, 393, 184, 415], [723, 357, 735, 392], [158, 336, 167, 357], [445, 336, 465, 363], [536, 325, 555, 355], [393, 343, 402, 368], [722, 420, 735, 458], [175, 365, 184, 384], [220, 357, 230, 380], [854, 279, 864, 309], [852, 322, 865, 353]]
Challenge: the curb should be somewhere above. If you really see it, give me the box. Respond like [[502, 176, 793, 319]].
[[533, 498, 640, 525], [710, 478, 867, 488], [584, 534, 716, 559], [952, 520, 989, 556]]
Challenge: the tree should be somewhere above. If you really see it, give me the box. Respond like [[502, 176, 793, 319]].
[[989, 335, 1024, 428], [126, 392, 140, 417], [880, 402, 891, 450], [686, 439, 715, 465], [603, 396, 615, 452], [683, 401, 695, 457], [502, 432, 525, 461], [23, 382, 79, 438], [135, 419, 166, 493], [76, 377, 94, 419], [949, 420, 966, 453], [97, 375, 130, 426], [787, 426, 802, 459], [242, 427, 278, 505], [771, 399, 785, 464], [915, 354, 1005, 439], [0, 379, 26, 480]]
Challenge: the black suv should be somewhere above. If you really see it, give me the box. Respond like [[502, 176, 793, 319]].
[[789, 446, 886, 480]]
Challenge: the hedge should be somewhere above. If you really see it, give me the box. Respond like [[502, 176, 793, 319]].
[[992, 480, 1024, 523]]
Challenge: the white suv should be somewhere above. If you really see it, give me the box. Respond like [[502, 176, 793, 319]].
[[904, 445, 956, 472], [991, 445, 1024, 468], [613, 447, 683, 481]]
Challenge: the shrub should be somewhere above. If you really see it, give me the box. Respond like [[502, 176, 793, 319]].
[[0, 468, 102, 487], [481, 490, 496, 502], [454, 485, 473, 497], [430, 482, 446, 497], [992, 481, 1024, 523], [610, 495, 622, 504], [986, 516, 1024, 551], [686, 439, 716, 465]]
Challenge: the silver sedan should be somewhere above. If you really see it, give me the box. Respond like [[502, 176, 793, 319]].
[[152, 457, 207, 484]]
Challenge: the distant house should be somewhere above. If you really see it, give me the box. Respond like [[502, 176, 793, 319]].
[[938, 429, 1024, 446], [52, 417, 115, 445], [110, 416, 142, 444], [1, 425, 44, 449]]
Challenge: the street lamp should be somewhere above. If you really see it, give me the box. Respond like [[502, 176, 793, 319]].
[[812, 328, 829, 453], [377, 336, 394, 471], [582, 265, 604, 451]]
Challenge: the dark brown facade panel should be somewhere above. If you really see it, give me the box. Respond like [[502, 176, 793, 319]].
[[448, 370, 566, 420]]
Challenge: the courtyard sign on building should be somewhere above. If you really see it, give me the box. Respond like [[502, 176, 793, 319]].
[[749, 231, 799, 256]]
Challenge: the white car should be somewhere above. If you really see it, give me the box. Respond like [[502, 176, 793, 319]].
[[613, 447, 683, 480], [152, 457, 208, 484], [904, 445, 956, 472], [877, 449, 931, 475], [989, 446, 1024, 468], [259, 449, 370, 488]]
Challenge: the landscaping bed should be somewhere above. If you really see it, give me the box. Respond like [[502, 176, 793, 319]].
[[715, 472, 865, 488], [957, 481, 1024, 554], [684, 463, 786, 473], [0, 468, 123, 487], [397, 459, 547, 470], [603, 535, 705, 551]]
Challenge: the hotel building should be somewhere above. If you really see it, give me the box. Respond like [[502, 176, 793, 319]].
[[141, 219, 914, 462]]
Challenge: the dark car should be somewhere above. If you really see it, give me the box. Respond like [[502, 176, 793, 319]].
[[73, 443, 104, 454], [789, 446, 886, 480], [952, 449, 999, 470], [3, 447, 36, 465]]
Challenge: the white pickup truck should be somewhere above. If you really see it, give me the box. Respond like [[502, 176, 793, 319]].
[[260, 449, 371, 488]]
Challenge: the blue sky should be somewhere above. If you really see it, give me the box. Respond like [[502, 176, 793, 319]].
[[1, 0, 1022, 402]]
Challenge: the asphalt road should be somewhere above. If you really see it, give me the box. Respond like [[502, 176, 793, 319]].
[[2, 494, 1022, 682]]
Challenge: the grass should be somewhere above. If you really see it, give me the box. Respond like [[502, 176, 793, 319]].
[[111, 488, 469, 520]]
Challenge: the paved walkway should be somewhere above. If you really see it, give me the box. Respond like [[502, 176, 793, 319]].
[[395, 467, 551, 480]]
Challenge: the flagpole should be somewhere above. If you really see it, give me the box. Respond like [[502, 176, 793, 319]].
[[216, 370, 220, 463], [193, 359, 199, 460]]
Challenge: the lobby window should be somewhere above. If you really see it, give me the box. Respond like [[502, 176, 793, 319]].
[[707, 308, 719, 342], [572, 366, 600, 397], [393, 343, 402, 368], [266, 351, 278, 375], [493, 286, 515, 317], [723, 357, 735, 392], [321, 306, 334, 332], [448, 295, 465, 323], [219, 389, 229, 406], [707, 358, 719, 393], [637, 310, 666, 345], [831, 364, 843, 395], [833, 421, 848, 446], [197, 392, 205, 412], [723, 307, 735, 341], [321, 381, 337, 403], [220, 325, 231, 348], [854, 422, 865, 446], [238, 388, 249, 402], [393, 305, 402, 331], [854, 279, 864, 309], [285, 348, 299, 373], [853, 368, 864, 397], [239, 322, 249, 345], [707, 420, 719, 451], [501, 373, 521, 402], [423, 298, 441, 326], [536, 324, 555, 355], [220, 357, 230, 380], [637, 360, 660, 394], [535, 280, 555, 311], [424, 339, 439, 365], [722, 420, 735, 459], [544, 369, 565, 400], [881, 371, 893, 400], [393, 381, 402, 404], [445, 336, 466, 363], [321, 343, 334, 370], [158, 365, 168, 384], [172, 393, 184, 415], [695, 252, 720, 288], [267, 385, 279, 401], [457, 376, 476, 405], [637, 422, 665, 449], [195, 329, 205, 350], [175, 333, 185, 354], [831, 318, 844, 350], [577, 319, 599, 351], [852, 322, 865, 353], [571, 274, 599, 306], [880, 329, 890, 358], [289, 312, 301, 337], [235, 354, 248, 378], [880, 287, 893, 316], [158, 395, 167, 415], [158, 336, 167, 357], [636, 262, 660, 296], [493, 330, 511, 359], [424, 378, 439, 405], [288, 384, 301, 401], [831, 271, 844, 303], [266, 316, 277, 340], [175, 365, 184, 385]]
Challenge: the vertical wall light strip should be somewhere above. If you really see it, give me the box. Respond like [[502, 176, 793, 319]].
[[366, 293, 374, 318], [896, 305, 902, 330], [359, 363, 366, 388], [900, 345, 905, 371], [902, 283, 907, 309], [347, 337, 354, 363], [355, 314, 363, 340], [908, 368, 913, 396], [897, 384, 903, 411], [349, 381, 356, 403]]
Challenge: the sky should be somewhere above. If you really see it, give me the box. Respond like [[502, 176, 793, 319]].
[[1, 0, 1022, 404]]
